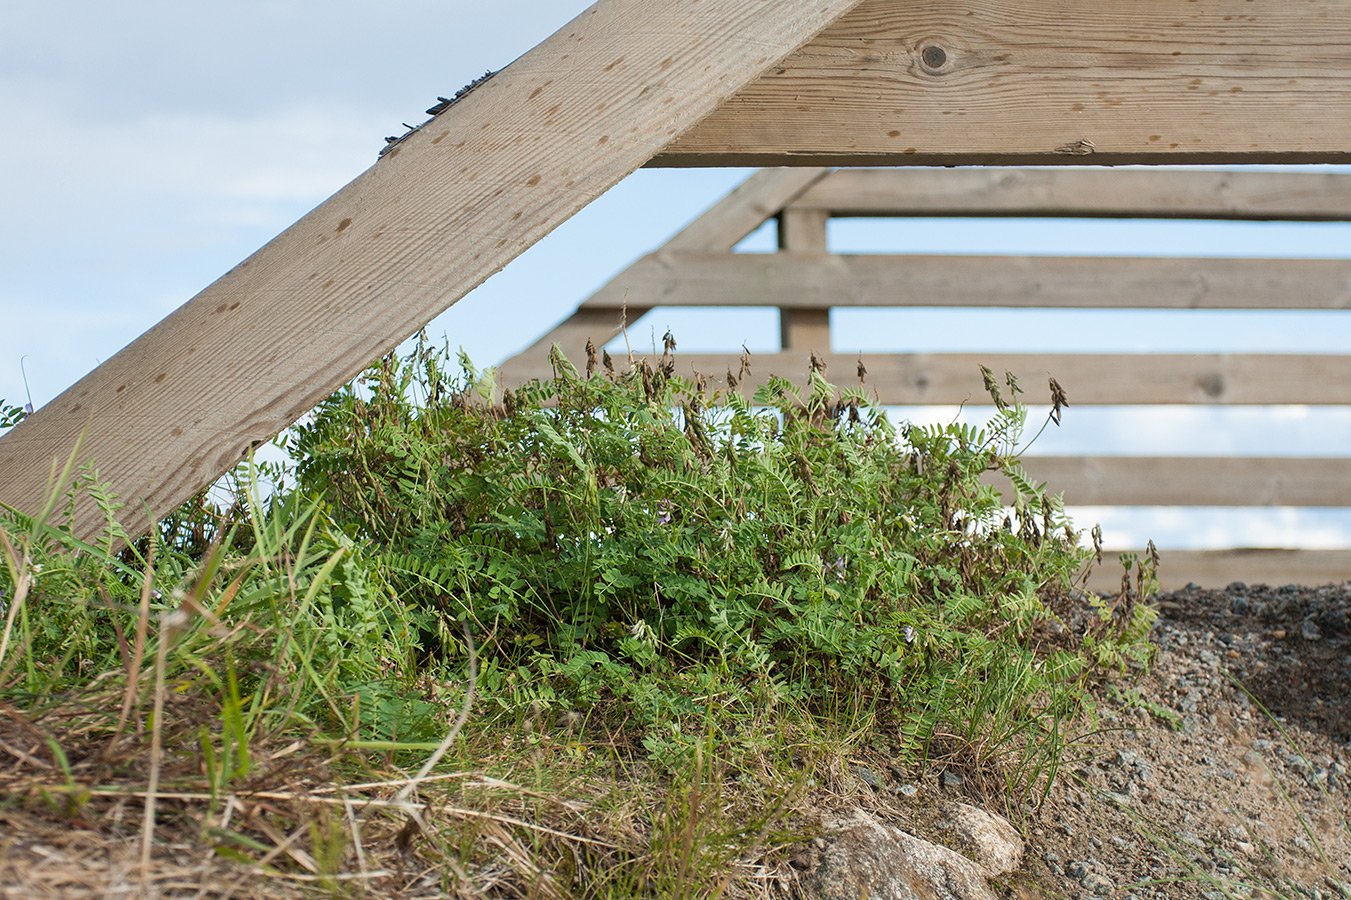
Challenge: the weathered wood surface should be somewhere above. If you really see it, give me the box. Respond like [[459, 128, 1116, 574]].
[[654, 0, 1351, 167], [776, 207, 832, 351], [0, 0, 865, 541], [499, 351, 1351, 405], [579, 253, 1351, 311], [791, 168, 1351, 220], [666, 168, 829, 252], [988, 457, 1351, 508], [1085, 549, 1351, 593]]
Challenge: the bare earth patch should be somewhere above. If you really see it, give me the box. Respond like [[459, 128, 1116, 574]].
[[851, 581, 1351, 899]]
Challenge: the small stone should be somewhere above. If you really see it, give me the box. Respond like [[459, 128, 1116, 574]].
[[801, 817, 999, 900], [1082, 872, 1115, 895], [940, 769, 965, 789], [939, 801, 1025, 876], [1301, 619, 1323, 641], [853, 765, 882, 789], [896, 782, 920, 798]]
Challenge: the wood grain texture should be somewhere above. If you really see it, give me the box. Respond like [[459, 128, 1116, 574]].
[[791, 168, 1351, 220], [654, 0, 1351, 166], [665, 167, 829, 252], [0, 0, 865, 541], [987, 457, 1351, 507], [1085, 549, 1351, 592], [579, 253, 1351, 310], [499, 351, 1351, 405]]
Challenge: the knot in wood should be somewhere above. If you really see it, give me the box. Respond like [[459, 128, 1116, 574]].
[[920, 44, 948, 71]]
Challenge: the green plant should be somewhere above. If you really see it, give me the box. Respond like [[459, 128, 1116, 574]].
[[282, 336, 1147, 788], [0, 397, 26, 430]]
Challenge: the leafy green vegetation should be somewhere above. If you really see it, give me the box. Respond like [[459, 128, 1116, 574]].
[[282, 338, 1150, 775], [0, 340, 1156, 895]]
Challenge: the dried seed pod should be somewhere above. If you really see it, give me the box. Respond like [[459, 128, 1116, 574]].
[[1048, 376, 1069, 425], [980, 365, 1005, 410]]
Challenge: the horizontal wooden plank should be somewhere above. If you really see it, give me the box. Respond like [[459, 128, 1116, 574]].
[[653, 0, 1351, 167], [986, 457, 1351, 508], [579, 253, 1351, 311], [791, 168, 1351, 221], [1084, 549, 1351, 593], [499, 351, 1351, 406], [0, 0, 863, 542]]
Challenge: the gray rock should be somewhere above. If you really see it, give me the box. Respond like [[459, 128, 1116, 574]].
[[1302, 618, 1323, 641], [940, 769, 965, 789], [853, 765, 882, 789], [1084, 872, 1116, 895], [939, 801, 1025, 876], [801, 814, 999, 900]]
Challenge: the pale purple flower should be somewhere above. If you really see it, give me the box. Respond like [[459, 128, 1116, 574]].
[[656, 498, 673, 525], [902, 626, 916, 644]]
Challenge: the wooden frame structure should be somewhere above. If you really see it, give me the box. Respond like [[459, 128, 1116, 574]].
[[499, 166, 1351, 590], [5, 0, 1351, 577]]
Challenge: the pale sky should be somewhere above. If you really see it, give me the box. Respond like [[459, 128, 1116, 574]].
[[4, 1, 1350, 551]]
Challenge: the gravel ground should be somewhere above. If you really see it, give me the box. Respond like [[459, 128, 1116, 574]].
[[1013, 581, 1351, 899]]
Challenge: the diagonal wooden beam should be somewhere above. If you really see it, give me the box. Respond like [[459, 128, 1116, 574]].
[[654, 0, 1351, 166], [500, 307, 653, 384], [0, 0, 865, 541], [665, 167, 830, 252], [496, 166, 829, 379]]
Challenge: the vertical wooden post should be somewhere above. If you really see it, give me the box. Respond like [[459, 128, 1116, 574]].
[[777, 208, 831, 353]]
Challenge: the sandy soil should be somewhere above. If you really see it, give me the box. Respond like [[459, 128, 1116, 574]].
[[855, 581, 1351, 900]]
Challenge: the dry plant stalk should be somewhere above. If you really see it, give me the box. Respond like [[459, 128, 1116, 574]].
[[106, 547, 155, 757], [0, 527, 31, 670], [139, 609, 171, 878]]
